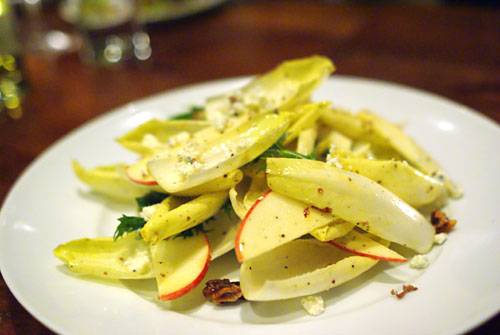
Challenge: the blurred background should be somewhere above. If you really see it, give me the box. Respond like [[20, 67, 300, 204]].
[[1, 0, 499, 124], [0, 0, 499, 334]]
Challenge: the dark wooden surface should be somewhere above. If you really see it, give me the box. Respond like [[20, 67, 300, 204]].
[[1, 0, 499, 334]]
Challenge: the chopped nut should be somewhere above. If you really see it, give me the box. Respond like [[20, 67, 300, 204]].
[[431, 210, 457, 233], [203, 279, 244, 305], [391, 284, 418, 299]]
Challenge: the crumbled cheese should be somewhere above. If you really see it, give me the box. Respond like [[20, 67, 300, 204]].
[[177, 140, 200, 162], [139, 204, 158, 221], [301, 295, 325, 316], [212, 110, 231, 130], [142, 133, 161, 148], [175, 160, 204, 177], [326, 154, 342, 169], [409, 254, 429, 269], [231, 101, 246, 115], [175, 141, 205, 177], [325, 144, 343, 168], [167, 131, 190, 147], [124, 249, 151, 274], [434, 232, 448, 245]]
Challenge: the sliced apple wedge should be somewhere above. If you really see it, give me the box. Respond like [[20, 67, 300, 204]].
[[240, 239, 378, 301], [235, 190, 336, 262], [150, 233, 210, 301], [175, 169, 244, 197], [328, 230, 407, 263], [266, 158, 435, 253], [126, 156, 158, 185]]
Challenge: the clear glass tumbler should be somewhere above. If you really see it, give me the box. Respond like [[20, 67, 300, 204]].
[[60, 0, 151, 65]]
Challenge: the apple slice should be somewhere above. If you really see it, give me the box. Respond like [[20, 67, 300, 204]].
[[126, 156, 158, 185], [235, 190, 335, 262], [240, 238, 379, 301], [150, 233, 210, 301], [328, 230, 407, 263]]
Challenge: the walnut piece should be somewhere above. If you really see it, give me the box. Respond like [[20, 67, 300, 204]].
[[391, 284, 418, 299], [431, 210, 457, 233], [203, 279, 244, 305]]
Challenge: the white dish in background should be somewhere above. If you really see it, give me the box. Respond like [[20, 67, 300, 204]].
[[0, 76, 499, 334], [60, 0, 231, 26]]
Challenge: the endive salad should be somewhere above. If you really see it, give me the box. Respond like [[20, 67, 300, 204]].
[[54, 56, 460, 310]]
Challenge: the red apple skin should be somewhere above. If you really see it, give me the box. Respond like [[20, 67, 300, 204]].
[[158, 257, 210, 301], [235, 189, 273, 263], [158, 234, 211, 301], [126, 165, 158, 186], [327, 240, 407, 263]]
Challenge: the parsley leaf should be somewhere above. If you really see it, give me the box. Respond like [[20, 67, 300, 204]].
[[259, 140, 318, 160], [113, 215, 146, 241], [135, 191, 168, 210], [170, 105, 205, 120], [222, 200, 233, 219], [249, 134, 318, 172], [174, 218, 214, 240]]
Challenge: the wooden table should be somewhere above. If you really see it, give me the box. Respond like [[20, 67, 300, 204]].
[[1, 0, 499, 333]]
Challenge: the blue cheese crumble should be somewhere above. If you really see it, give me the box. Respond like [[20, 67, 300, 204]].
[[124, 249, 151, 274], [325, 144, 342, 168], [434, 232, 448, 245], [167, 131, 190, 147], [301, 295, 325, 316], [139, 204, 158, 221], [409, 254, 429, 269], [142, 133, 161, 149]]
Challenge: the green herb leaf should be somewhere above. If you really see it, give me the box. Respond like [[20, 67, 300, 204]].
[[170, 105, 205, 120], [222, 200, 233, 219], [250, 134, 318, 172], [135, 191, 168, 210], [174, 218, 214, 240], [113, 215, 146, 241]]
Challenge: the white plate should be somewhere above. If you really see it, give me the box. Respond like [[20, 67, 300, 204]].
[[1, 76, 499, 335]]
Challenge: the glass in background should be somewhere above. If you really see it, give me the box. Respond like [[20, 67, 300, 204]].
[[13, 0, 79, 55], [59, 0, 151, 65]]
